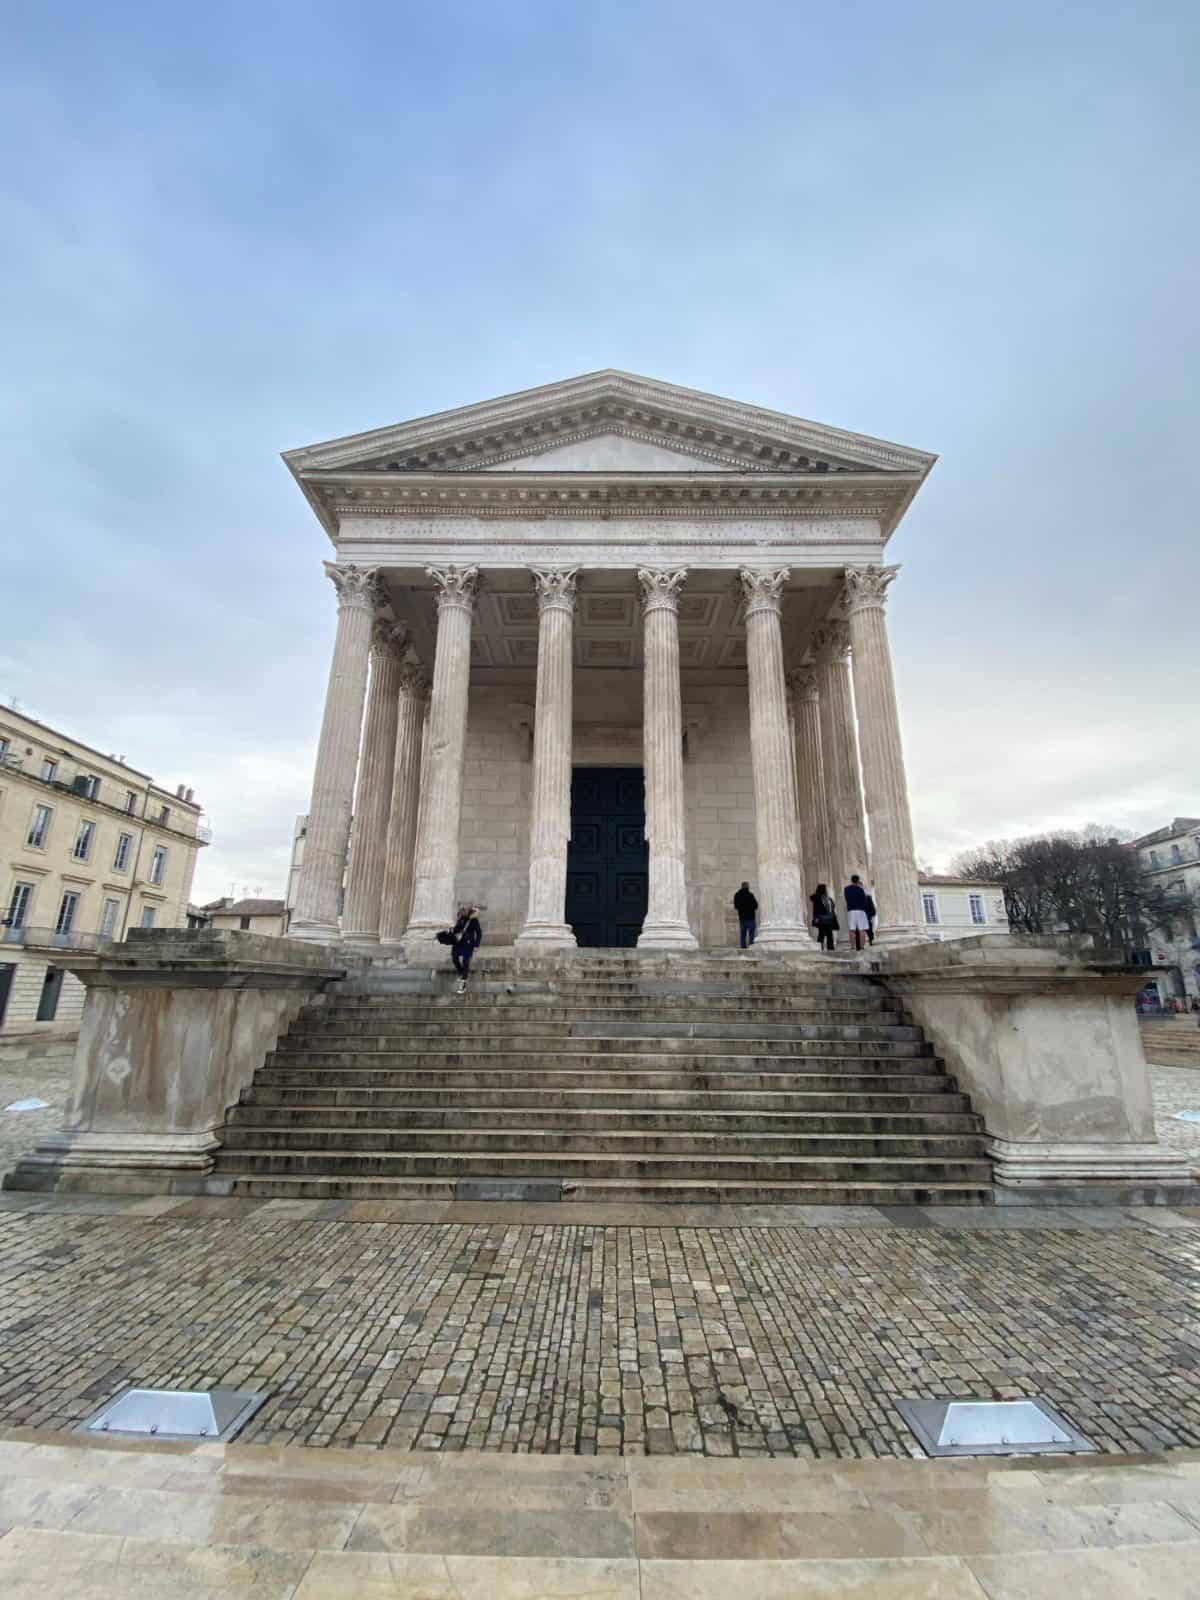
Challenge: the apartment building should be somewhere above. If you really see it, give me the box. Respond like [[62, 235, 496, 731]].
[[0, 707, 209, 1036], [918, 875, 1009, 940]]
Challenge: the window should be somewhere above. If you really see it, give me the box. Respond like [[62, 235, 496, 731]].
[[55, 891, 79, 936], [125, 790, 137, 814], [139, 905, 156, 929], [40, 757, 58, 782], [923, 893, 939, 925], [36, 967, 64, 1022], [113, 832, 132, 871], [4, 882, 33, 936], [99, 898, 120, 940], [158, 805, 170, 826], [27, 803, 52, 847], [1171, 843, 1183, 864], [73, 818, 95, 861], [1150, 850, 1160, 868], [239, 915, 251, 930], [0, 737, 8, 761], [969, 893, 986, 925], [149, 845, 167, 885]]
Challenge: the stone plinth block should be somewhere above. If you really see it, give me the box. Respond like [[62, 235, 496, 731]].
[[3, 930, 348, 1196], [882, 934, 1196, 1202]]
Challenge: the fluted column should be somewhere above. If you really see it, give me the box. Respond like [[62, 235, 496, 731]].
[[814, 620, 869, 900], [290, 562, 382, 942], [789, 666, 832, 905], [341, 622, 408, 943], [637, 569, 698, 949], [739, 570, 808, 947], [378, 654, 429, 946], [843, 565, 921, 939], [403, 566, 479, 945], [516, 569, 579, 949]]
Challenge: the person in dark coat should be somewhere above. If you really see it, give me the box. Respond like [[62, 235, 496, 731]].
[[450, 904, 482, 993], [810, 883, 837, 952], [844, 874, 871, 952], [866, 892, 877, 945], [733, 882, 758, 948]]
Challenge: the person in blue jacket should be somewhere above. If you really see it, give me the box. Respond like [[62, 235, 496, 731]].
[[451, 904, 482, 994], [844, 875, 872, 953]]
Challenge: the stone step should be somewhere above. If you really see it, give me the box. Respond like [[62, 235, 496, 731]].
[[215, 1173, 991, 1204], [228, 1103, 982, 1134], [272, 1042, 935, 1068], [304, 1003, 911, 1024], [221, 1123, 987, 1158], [285, 1024, 929, 1047], [254, 1067, 956, 1093], [241, 1085, 974, 1113], [214, 1148, 994, 1183]]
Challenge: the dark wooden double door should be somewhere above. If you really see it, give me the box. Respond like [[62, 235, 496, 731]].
[[565, 767, 648, 948]]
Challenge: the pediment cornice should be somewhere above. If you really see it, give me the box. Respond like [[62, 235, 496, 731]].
[[284, 370, 936, 479]]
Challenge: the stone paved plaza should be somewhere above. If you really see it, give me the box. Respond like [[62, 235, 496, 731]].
[[1, 1191, 1198, 1459]]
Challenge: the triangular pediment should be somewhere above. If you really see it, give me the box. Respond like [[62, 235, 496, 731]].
[[284, 370, 936, 479]]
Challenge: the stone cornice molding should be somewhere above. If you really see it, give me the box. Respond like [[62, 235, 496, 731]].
[[813, 620, 851, 663], [530, 568, 579, 615], [842, 563, 900, 617], [426, 565, 480, 615], [739, 568, 789, 618], [323, 561, 382, 613], [637, 568, 688, 617]]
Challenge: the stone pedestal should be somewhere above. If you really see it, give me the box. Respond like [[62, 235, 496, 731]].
[[843, 566, 920, 940], [2, 931, 347, 1195], [740, 570, 809, 948], [637, 569, 698, 950], [378, 659, 429, 946], [516, 570, 579, 949], [814, 620, 869, 902], [404, 567, 479, 950], [882, 935, 1196, 1202], [290, 564, 382, 942], [342, 622, 408, 944]]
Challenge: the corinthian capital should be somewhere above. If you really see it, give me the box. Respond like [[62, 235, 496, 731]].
[[397, 652, 430, 700], [531, 568, 578, 613], [637, 568, 688, 616], [739, 568, 790, 617], [370, 618, 410, 660], [426, 565, 480, 614], [842, 564, 899, 617], [813, 620, 851, 663], [324, 561, 383, 612], [788, 666, 820, 703]]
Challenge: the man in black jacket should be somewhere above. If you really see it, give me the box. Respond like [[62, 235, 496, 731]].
[[733, 882, 758, 948]]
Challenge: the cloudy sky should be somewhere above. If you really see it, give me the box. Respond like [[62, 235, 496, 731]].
[[2, 1, 1196, 902]]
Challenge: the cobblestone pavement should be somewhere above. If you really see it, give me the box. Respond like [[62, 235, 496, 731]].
[[1147, 1064, 1200, 1161], [0, 1194, 1198, 1459], [0, 1053, 73, 1181]]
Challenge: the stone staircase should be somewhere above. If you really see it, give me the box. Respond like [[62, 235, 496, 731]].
[[213, 951, 993, 1204]]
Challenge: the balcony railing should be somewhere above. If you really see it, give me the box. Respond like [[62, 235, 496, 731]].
[[0, 924, 103, 951]]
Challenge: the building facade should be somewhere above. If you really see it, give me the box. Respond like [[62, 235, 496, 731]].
[[197, 897, 288, 938], [0, 707, 208, 1034], [918, 875, 1009, 940], [1130, 817, 1200, 1005], [285, 372, 935, 953]]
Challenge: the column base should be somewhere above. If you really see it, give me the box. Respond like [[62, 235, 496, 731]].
[[755, 922, 816, 951], [874, 923, 925, 947], [288, 919, 341, 944], [514, 922, 578, 950], [3, 1130, 220, 1197], [638, 920, 700, 951]]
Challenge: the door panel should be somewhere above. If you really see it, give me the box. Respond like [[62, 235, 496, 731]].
[[565, 767, 648, 948]]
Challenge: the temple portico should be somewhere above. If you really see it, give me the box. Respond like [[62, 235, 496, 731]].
[[284, 371, 933, 953]]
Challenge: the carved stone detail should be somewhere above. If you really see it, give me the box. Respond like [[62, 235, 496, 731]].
[[813, 620, 851, 663], [738, 568, 789, 618], [842, 564, 899, 616], [426, 565, 480, 613], [531, 568, 579, 614], [788, 667, 820, 704], [637, 568, 688, 617], [324, 561, 383, 612]]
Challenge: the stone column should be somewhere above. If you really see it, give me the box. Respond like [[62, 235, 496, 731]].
[[378, 654, 429, 946], [789, 666, 832, 904], [516, 569, 579, 949], [403, 567, 479, 945], [739, 570, 809, 948], [813, 619, 869, 901], [290, 563, 382, 942], [341, 622, 408, 944], [637, 569, 698, 949], [843, 565, 921, 939]]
